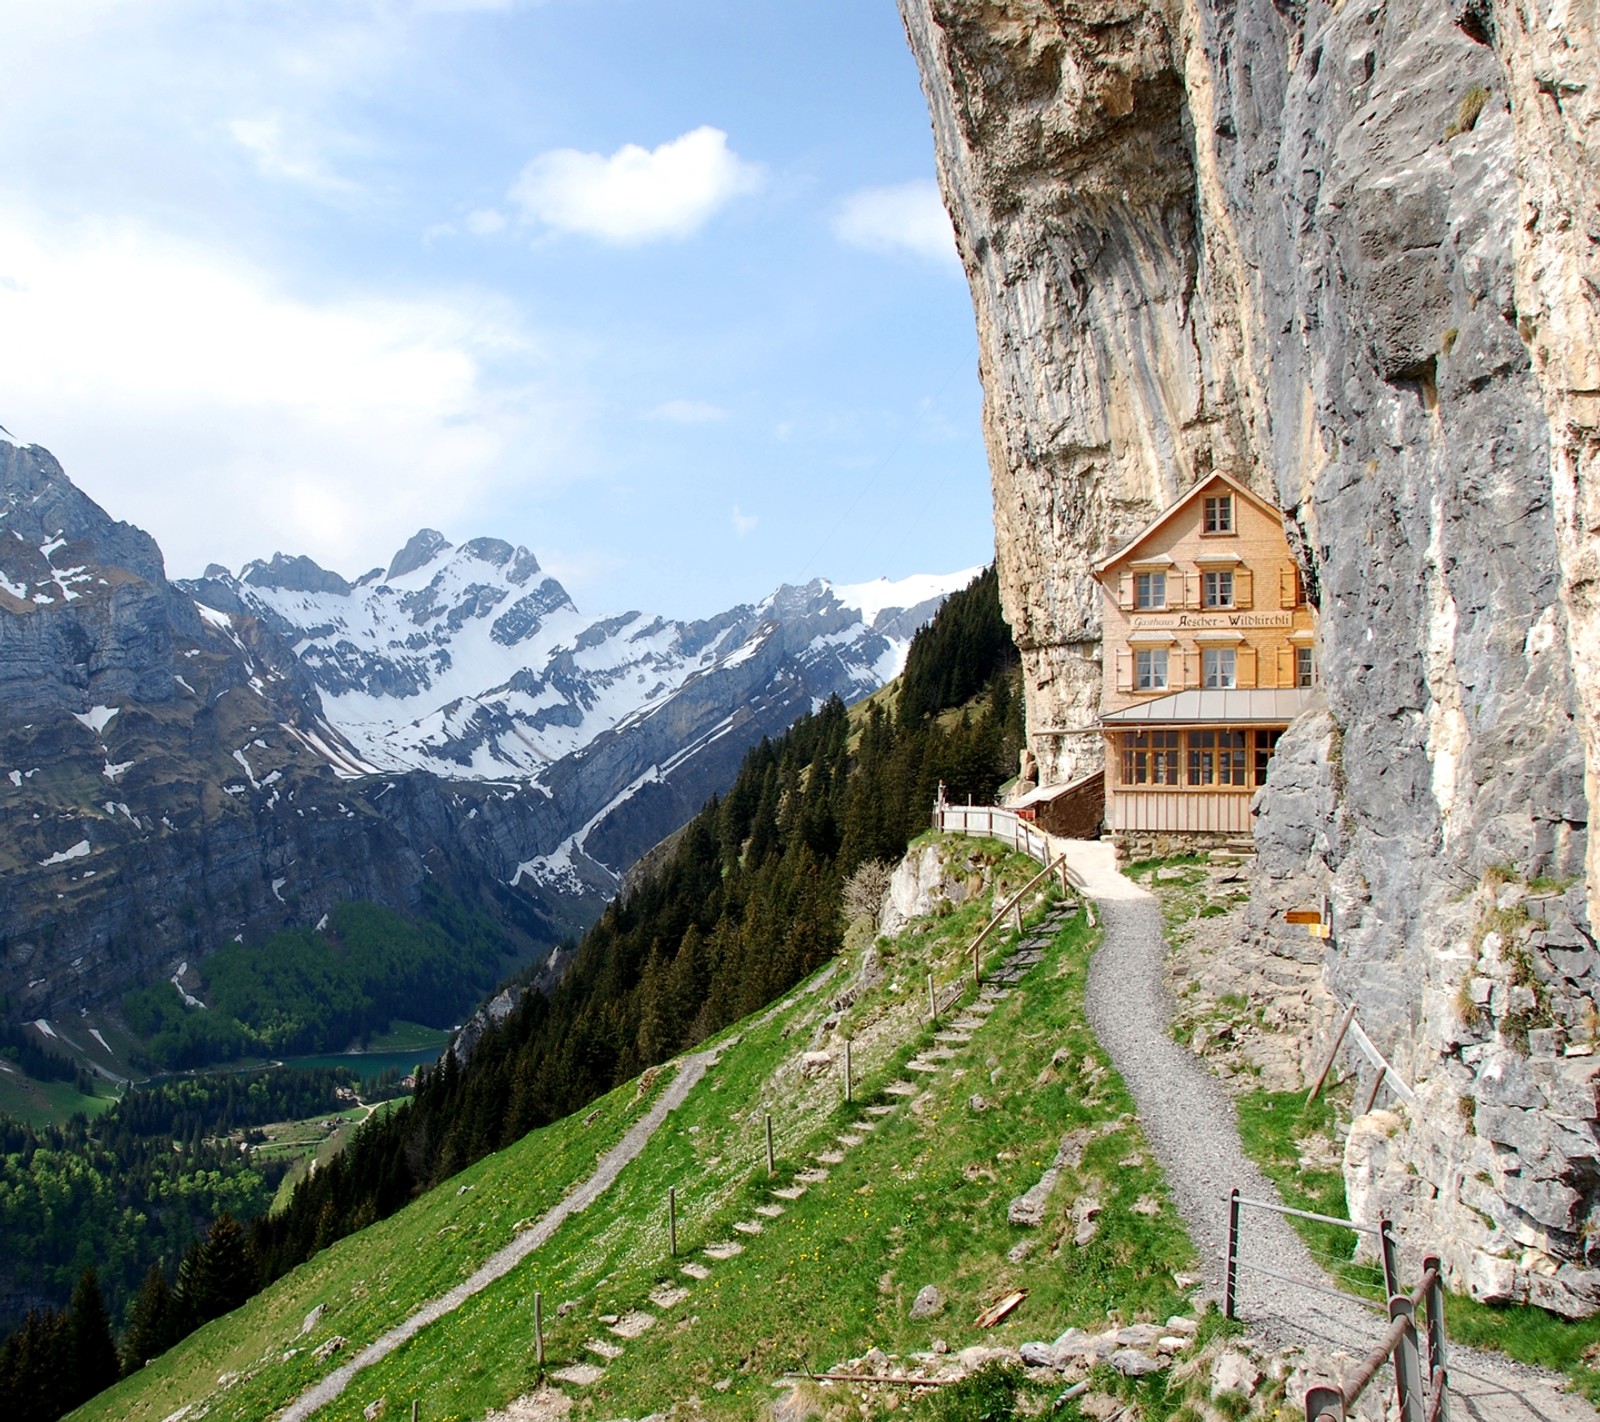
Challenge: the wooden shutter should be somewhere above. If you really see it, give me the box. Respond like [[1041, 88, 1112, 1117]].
[[1184, 570, 1201, 609], [1182, 647, 1200, 689], [1118, 572, 1134, 609], [1234, 568, 1253, 609], [1237, 645, 1258, 688], [1279, 565, 1300, 609], [1276, 647, 1295, 688], [1115, 649, 1133, 692]]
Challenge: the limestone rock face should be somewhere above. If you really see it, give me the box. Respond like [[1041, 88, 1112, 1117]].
[[899, 0, 1600, 1311]]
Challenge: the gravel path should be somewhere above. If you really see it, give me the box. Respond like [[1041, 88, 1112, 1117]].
[[1062, 840, 1593, 1422], [279, 1047, 721, 1422]]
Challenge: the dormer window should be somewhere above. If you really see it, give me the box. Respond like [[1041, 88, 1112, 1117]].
[[1135, 571, 1167, 609], [1202, 569, 1234, 608], [1203, 494, 1234, 535]]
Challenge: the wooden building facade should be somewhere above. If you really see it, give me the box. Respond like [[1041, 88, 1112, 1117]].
[[1092, 473, 1319, 856]]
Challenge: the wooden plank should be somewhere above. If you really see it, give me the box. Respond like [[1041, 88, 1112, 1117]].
[[974, 1289, 1028, 1328]]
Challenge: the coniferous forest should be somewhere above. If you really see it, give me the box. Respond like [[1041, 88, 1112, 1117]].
[[251, 564, 1022, 1281], [0, 565, 1022, 1420]]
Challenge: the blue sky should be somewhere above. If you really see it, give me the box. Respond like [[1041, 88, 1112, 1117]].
[[0, 0, 992, 618]]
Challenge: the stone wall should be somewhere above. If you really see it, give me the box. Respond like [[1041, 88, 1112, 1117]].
[[899, 0, 1600, 1313]]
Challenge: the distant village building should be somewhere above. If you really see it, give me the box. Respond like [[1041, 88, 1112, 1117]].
[[1092, 473, 1319, 859]]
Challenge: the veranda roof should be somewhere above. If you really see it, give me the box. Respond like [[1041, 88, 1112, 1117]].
[[1099, 688, 1323, 726]]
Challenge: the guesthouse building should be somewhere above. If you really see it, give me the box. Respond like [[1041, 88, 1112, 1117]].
[[1092, 473, 1319, 858]]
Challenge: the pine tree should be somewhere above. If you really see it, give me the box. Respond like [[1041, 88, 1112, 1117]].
[[179, 1213, 256, 1325], [121, 1264, 179, 1375], [67, 1267, 120, 1404]]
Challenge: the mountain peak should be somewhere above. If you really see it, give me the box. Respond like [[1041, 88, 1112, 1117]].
[[241, 552, 352, 597], [388, 529, 452, 581]]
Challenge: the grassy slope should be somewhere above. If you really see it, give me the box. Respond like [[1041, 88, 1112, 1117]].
[[0, 1065, 114, 1130], [78, 838, 1198, 1422]]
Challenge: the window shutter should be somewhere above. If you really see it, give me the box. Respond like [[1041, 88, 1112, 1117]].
[[1234, 568, 1253, 609], [1118, 572, 1134, 610], [1237, 646, 1258, 688], [1182, 647, 1200, 689], [1276, 647, 1295, 688], [1279, 565, 1299, 609], [1184, 570, 1201, 609], [1115, 649, 1133, 692]]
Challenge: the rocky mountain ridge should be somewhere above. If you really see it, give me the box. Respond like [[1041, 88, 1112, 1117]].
[[0, 442, 970, 1022], [898, 0, 1600, 1314], [186, 528, 972, 898]]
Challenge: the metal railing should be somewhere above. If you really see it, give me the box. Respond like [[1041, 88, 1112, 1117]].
[[1223, 1190, 1448, 1422], [1223, 1189, 1396, 1319], [1305, 1257, 1450, 1422]]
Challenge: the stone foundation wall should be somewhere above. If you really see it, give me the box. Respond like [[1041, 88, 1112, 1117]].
[[1114, 830, 1250, 865]]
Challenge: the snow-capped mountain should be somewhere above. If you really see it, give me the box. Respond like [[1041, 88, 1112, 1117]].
[[187, 535, 978, 892], [0, 442, 976, 1024]]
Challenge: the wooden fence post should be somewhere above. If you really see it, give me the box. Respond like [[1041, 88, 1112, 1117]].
[[1307, 1003, 1359, 1104], [534, 1290, 544, 1369], [844, 1039, 853, 1103], [1361, 1067, 1386, 1116], [927, 973, 936, 1023], [412, 1402, 419, 1422], [669, 1186, 678, 1257], [765, 1112, 775, 1176]]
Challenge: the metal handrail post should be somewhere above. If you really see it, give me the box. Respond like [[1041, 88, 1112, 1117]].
[[1390, 1295, 1425, 1422], [1422, 1254, 1449, 1422], [1379, 1217, 1400, 1303], [1305, 1384, 1345, 1422], [1224, 1188, 1241, 1319]]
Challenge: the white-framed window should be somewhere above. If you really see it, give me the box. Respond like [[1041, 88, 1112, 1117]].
[[1203, 494, 1234, 534], [1135, 571, 1167, 609], [1202, 647, 1237, 688], [1296, 646, 1316, 687], [1135, 647, 1169, 690], [1202, 569, 1235, 608]]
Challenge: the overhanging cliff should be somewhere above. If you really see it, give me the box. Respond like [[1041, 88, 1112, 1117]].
[[899, 0, 1600, 1315]]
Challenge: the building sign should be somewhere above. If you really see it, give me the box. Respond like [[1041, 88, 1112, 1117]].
[[1130, 612, 1294, 630]]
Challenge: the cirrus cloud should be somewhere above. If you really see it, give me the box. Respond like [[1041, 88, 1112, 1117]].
[[833, 179, 959, 268], [508, 125, 763, 245]]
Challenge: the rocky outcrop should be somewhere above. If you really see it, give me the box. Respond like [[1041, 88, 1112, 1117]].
[[899, 0, 1600, 1311]]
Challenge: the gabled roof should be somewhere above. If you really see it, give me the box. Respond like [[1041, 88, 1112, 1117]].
[[1093, 472, 1286, 580]]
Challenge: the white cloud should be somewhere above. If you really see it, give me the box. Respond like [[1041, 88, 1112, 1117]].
[[648, 399, 728, 425], [466, 207, 507, 235], [731, 505, 758, 538], [228, 117, 357, 195], [0, 204, 585, 577], [833, 180, 959, 267], [509, 126, 763, 245]]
